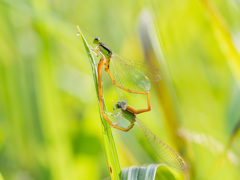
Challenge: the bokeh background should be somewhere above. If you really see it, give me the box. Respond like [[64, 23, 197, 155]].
[[1, 0, 240, 179]]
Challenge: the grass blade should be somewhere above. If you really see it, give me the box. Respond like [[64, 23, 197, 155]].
[[77, 26, 121, 180], [137, 10, 183, 151], [121, 164, 176, 180], [201, 0, 240, 84]]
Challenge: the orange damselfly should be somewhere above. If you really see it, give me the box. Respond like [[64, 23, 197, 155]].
[[91, 38, 161, 131]]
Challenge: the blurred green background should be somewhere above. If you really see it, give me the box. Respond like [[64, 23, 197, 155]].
[[1, 0, 240, 179]]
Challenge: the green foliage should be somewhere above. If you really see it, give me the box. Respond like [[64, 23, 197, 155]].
[[121, 164, 176, 180], [77, 26, 121, 180], [0, 0, 240, 180]]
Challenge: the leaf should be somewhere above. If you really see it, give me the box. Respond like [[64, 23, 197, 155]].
[[77, 26, 121, 180], [201, 0, 240, 84], [121, 164, 177, 180], [137, 9, 183, 154]]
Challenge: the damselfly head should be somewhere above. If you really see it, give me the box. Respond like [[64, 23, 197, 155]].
[[93, 37, 100, 44], [116, 101, 127, 110], [121, 100, 126, 106]]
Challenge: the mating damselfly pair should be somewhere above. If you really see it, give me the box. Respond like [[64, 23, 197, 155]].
[[80, 32, 186, 173]]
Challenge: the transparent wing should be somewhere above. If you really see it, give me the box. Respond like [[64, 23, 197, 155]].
[[113, 54, 162, 81], [110, 58, 129, 101], [110, 54, 161, 91], [136, 118, 186, 173], [110, 56, 146, 91]]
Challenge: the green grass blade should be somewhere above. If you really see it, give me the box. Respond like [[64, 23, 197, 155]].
[[121, 164, 177, 180], [77, 26, 121, 180], [201, 0, 240, 84], [137, 10, 183, 151]]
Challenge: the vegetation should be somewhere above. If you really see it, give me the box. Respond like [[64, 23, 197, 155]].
[[0, 0, 240, 179]]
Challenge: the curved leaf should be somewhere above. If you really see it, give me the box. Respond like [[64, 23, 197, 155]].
[[121, 164, 176, 180], [77, 26, 121, 180]]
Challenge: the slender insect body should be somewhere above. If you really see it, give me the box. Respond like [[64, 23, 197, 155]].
[[94, 38, 158, 131], [99, 42, 112, 58], [116, 101, 136, 123], [121, 109, 136, 123], [116, 100, 186, 173]]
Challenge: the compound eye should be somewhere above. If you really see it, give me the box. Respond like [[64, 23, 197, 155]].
[[116, 102, 121, 109], [93, 38, 100, 44], [94, 37, 100, 41]]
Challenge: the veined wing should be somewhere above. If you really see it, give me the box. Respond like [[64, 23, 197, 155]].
[[113, 54, 162, 81], [136, 118, 186, 173], [110, 54, 161, 91]]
